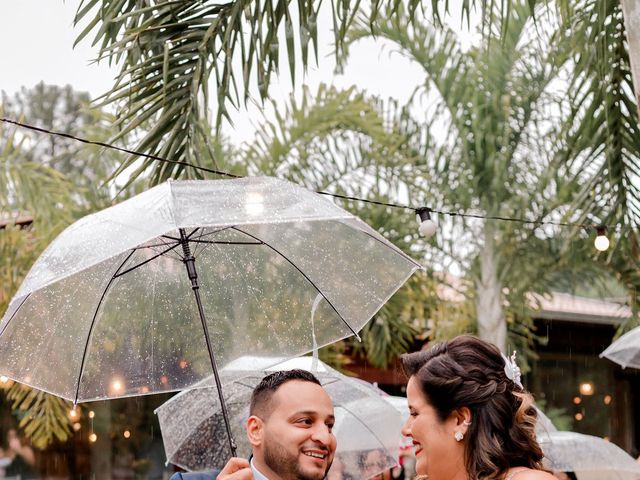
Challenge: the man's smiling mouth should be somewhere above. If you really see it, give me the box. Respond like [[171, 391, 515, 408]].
[[303, 451, 328, 459]]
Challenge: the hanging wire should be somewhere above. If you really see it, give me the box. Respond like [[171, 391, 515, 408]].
[[0, 117, 611, 232], [0, 117, 241, 179]]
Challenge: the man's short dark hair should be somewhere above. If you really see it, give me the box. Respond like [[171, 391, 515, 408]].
[[249, 369, 321, 419]]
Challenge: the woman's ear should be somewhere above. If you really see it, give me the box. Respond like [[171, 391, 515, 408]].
[[246, 415, 264, 447], [454, 407, 472, 433]]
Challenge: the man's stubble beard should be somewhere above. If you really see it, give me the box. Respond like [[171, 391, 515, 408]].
[[262, 437, 333, 480]]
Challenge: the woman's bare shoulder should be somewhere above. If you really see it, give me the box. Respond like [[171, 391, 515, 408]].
[[511, 469, 558, 480]]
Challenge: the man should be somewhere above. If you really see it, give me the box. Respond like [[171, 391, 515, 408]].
[[171, 369, 337, 480]]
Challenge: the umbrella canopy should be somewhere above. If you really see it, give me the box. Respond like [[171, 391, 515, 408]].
[[535, 408, 558, 436], [601, 326, 640, 369], [539, 431, 640, 480], [155, 356, 403, 478], [0, 177, 420, 402]]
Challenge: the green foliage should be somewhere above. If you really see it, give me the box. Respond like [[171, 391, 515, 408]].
[[5, 383, 73, 449], [550, 0, 640, 333], [72, 0, 487, 183], [0, 84, 148, 448], [535, 398, 573, 431]]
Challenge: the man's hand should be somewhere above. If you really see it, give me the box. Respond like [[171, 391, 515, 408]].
[[217, 457, 252, 480]]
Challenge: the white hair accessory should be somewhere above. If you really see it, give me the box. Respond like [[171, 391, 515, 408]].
[[501, 350, 523, 389]]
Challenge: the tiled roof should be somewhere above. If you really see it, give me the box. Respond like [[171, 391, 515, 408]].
[[432, 272, 632, 325], [528, 292, 631, 325], [0, 213, 33, 229]]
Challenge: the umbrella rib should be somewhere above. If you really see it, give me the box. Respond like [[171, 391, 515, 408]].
[[230, 227, 361, 341], [188, 240, 263, 245], [113, 243, 182, 279], [162, 226, 234, 244], [0, 293, 31, 339], [73, 249, 137, 405], [133, 241, 181, 250], [162, 227, 200, 243], [357, 228, 423, 269]]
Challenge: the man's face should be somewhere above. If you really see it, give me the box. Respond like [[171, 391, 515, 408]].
[[254, 380, 337, 480]]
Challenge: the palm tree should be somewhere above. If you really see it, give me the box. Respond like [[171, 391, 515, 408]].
[[334, 0, 604, 353], [548, 0, 640, 330], [71, 0, 493, 183]]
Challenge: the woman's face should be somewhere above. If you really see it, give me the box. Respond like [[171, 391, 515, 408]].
[[401, 376, 466, 479]]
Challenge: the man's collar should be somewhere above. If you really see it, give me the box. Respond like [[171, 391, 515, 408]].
[[250, 456, 271, 480]]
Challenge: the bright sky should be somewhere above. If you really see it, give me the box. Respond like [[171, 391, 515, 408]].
[[0, 1, 476, 144]]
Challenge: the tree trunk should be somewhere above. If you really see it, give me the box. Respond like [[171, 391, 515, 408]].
[[621, 0, 640, 122], [475, 224, 507, 352]]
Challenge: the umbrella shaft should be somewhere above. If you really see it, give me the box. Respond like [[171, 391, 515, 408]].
[[179, 229, 237, 457]]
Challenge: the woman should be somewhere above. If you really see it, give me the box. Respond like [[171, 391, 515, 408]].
[[401, 335, 556, 480]]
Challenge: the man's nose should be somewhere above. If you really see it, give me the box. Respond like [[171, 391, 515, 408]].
[[310, 424, 334, 446]]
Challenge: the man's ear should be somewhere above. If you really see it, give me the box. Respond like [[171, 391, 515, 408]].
[[246, 415, 264, 447]]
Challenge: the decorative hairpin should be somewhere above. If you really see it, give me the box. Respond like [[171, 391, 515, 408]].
[[501, 350, 523, 389]]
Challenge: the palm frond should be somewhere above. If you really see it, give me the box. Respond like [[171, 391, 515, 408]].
[[6, 382, 73, 449]]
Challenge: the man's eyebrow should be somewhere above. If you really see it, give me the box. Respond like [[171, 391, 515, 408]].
[[288, 410, 335, 420]]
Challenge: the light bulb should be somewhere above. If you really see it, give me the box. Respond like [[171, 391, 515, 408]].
[[419, 219, 437, 237], [416, 208, 437, 238], [594, 226, 609, 252], [579, 381, 594, 396]]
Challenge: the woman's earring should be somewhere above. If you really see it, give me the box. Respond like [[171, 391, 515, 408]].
[[462, 420, 472, 427], [454, 431, 464, 442]]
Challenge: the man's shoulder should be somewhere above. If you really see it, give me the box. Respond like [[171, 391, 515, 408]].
[[169, 470, 221, 480]]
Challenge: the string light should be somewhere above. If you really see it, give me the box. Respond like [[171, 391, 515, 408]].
[[123, 430, 131, 439], [416, 208, 437, 238], [579, 382, 594, 396], [0, 117, 620, 251], [594, 226, 610, 252], [89, 433, 98, 443]]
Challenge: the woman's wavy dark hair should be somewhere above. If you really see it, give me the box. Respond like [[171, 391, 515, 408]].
[[401, 335, 543, 479]]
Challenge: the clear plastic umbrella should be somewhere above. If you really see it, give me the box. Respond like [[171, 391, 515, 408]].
[[0, 177, 421, 456], [600, 326, 640, 369], [155, 356, 403, 478], [535, 408, 558, 436], [539, 431, 640, 480]]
